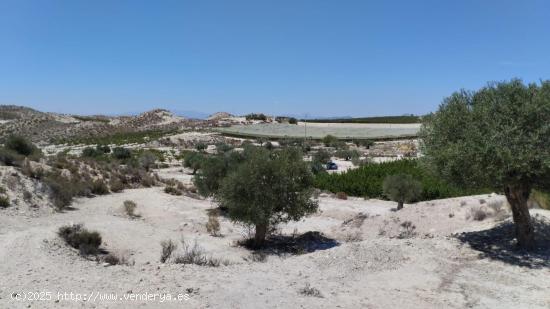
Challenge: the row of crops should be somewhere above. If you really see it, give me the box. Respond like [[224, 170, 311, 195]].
[[314, 159, 488, 201], [218, 123, 420, 139]]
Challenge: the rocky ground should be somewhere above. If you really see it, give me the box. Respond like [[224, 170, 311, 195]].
[[0, 179, 549, 308]]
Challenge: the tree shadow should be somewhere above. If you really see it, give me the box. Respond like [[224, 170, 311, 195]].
[[239, 231, 340, 256], [455, 214, 550, 269]]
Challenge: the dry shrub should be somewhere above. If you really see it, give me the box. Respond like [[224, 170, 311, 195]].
[[160, 239, 177, 263], [172, 239, 227, 267], [206, 212, 221, 236], [123, 200, 137, 218], [103, 251, 133, 266], [58, 224, 102, 255], [299, 283, 323, 298], [467, 205, 488, 221], [109, 177, 124, 193], [336, 192, 348, 200], [91, 179, 109, 195], [164, 185, 182, 196], [397, 221, 417, 239]]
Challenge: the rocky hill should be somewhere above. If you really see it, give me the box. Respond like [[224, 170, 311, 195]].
[[0, 106, 190, 144]]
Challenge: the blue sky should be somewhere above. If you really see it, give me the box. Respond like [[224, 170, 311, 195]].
[[0, 0, 549, 117]]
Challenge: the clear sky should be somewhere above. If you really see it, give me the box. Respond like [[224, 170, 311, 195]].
[[1, 0, 549, 117]]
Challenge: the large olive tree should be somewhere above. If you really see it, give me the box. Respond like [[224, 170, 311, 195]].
[[421, 79, 550, 249], [217, 147, 318, 247]]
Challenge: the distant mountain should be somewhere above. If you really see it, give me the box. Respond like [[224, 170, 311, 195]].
[[171, 110, 210, 120]]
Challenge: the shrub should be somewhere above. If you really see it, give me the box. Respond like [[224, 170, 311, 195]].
[[112, 147, 132, 160], [0, 195, 9, 208], [288, 117, 298, 124], [353, 139, 374, 148], [313, 149, 331, 164], [4, 135, 36, 156], [195, 143, 207, 152], [82, 147, 103, 158], [321, 135, 338, 147], [160, 239, 177, 263], [172, 239, 224, 267], [334, 149, 360, 161], [44, 173, 75, 210], [336, 192, 348, 200], [183, 151, 204, 174], [314, 159, 485, 201], [58, 224, 102, 255], [138, 151, 157, 171], [23, 190, 32, 202], [109, 177, 124, 193], [123, 200, 137, 218], [383, 174, 422, 210], [103, 252, 132, 266], [397, 221, 417, 239], [206, 212, 221, 236], [299, 284, 323, 298], [215, 143, 234, 154], [91, 179, 109, 195], [96, 145, 111, 154], [0, 148, 21, 166], [164, 185, 182, 196]]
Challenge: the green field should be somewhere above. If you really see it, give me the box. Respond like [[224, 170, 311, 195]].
[[218, 123, 421, 140]]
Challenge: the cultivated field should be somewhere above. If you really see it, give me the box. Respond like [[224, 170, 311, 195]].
[[218, 122, 421, 139]]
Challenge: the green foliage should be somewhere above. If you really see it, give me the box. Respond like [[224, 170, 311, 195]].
[[217, 147, 318, 245], [194, 151, 245, 197], [183, 151, 205, 174], [82, 147, 104, 158], [112, 147, 132, 160], [91, 179, 109, 195], [383, 174, 422, 207], [195, 143, 207, 152], [245, 113, 268, 121], [421, 79, 550, 192], [321, 135, 338, 147], [44, 172, 76, 210], [0, 148, 22, 166], [314, 159, 485, 200], [96, 144, 111, 154], [0, 195, 9, 208], [313, 149, 331, 164], [4, 135, 36, 156], [215, 143, 234, 154]]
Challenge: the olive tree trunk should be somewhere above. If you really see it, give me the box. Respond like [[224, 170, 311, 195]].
[[504, 184, 535, 249], [254, 223, 268, 247], [397, 201, 404, 210]]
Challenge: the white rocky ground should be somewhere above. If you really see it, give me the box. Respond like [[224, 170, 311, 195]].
[[0, 180, 549, 308]]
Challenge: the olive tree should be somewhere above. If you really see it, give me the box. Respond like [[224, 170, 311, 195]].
[[420, 79, 550, 249], [383, 174, 422, 210], [217, 147, 318, 247], [183, 151, 205, 175]]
